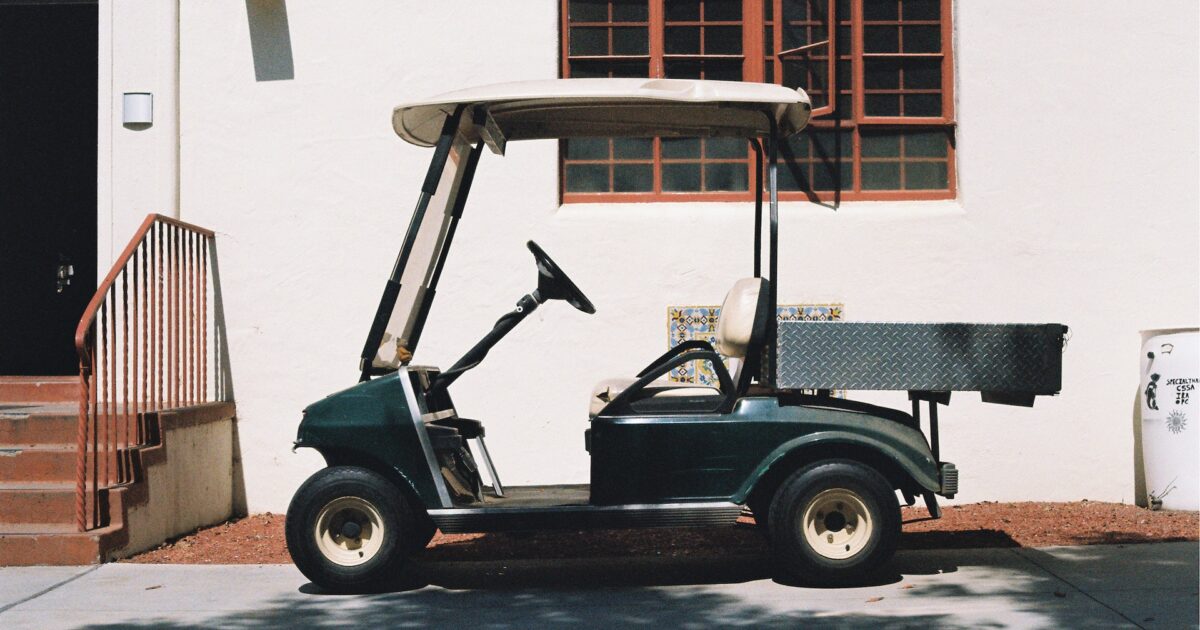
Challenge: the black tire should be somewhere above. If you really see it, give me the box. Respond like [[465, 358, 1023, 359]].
[[285, 466, 417, 592], [767, 459, 901, 584]]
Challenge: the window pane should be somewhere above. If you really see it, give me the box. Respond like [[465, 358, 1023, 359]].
[[614, 164, 653, 191], [784, 135, 811, 159], [811, 160, 851, 191], [705, 26, 743, 54], [782, 58, 829, 109], [565, 164, 609, 192], [904, 93, 941, 116], [905, 162, 948, 190], [568, 59, 649, 77], [569, 27, 608, 55], [763, 25, 774, 55], [861, 162, 901, 190], [865, 93, 900, 116], [904, 130, 948, 158], [902, 0, 940, 21], [864, 25, 899, 53], [666, 0, 701, 21], [666, 26, 701, 54], [662, 137, 702, 159], [704, 163, 748, 191], [861, 132, 900, 158], [834, 93, 853, 118], [836, 59, 852, 88], [836, 24, 851, 55], [903, 59, 941, 89], [612, 26, 649, 54], [864, 59, 901, 89], [665, 59, 741, 80], [569, 0, 608, 22], [811, 129, 852, 158], [777, 160, 806, 190], [613, 137, 653, 159], [705, 0, 742, 21], [862, 0, 899, 21], [612, 0, 649, 21], [566, 138, 610, 159], [663, 163, 702, 191], [903, 25, 940, 53], [705, 136, 747, 159]]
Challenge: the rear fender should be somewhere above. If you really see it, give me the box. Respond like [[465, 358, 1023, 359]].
[[734, 430, 940, 506]]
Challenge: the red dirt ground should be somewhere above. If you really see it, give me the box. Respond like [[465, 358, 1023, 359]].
[[126, 501, 1198, 565]]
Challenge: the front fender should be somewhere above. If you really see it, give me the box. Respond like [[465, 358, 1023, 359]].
[[293, 372, 444, 508], [733, 427, 940, 503]]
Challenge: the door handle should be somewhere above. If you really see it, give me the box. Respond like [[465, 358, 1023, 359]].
[[56, 258, 74, 293]]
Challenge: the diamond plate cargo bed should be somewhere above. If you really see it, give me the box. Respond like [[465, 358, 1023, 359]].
[[776, 322, 1067, 398]]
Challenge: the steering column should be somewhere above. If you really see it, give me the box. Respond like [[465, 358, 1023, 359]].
[[431, 241, 594, 392]]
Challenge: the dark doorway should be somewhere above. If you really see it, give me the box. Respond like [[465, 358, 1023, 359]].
[[0, 1, 98, 375]]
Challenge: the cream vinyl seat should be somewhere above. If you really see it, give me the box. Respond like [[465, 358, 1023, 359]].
[[589, 277, 769, 418]]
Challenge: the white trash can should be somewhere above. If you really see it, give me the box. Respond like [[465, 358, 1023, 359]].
[[1139, 328, 1199, 511]]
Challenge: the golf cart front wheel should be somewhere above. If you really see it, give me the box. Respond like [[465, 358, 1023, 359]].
[[768, 459, 901, 584], [285, 466, 416, 592]]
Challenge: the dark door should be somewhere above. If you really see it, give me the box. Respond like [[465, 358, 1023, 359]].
[[0, 2, 98, 375]]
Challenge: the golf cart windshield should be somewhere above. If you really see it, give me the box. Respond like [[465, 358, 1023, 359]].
[[361, 79, 811, 379]]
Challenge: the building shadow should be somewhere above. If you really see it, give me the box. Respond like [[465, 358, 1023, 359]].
[[245, 0, 294, 82], [207, 237, 245, 515]]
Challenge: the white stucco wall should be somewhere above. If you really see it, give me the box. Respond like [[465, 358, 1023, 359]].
[[98, 0, 180, 268], [100, 0, 1200, 512]]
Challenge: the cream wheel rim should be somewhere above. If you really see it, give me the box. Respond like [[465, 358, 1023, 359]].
[[314, 496, 386, 567], [801, 488, 873, 560]]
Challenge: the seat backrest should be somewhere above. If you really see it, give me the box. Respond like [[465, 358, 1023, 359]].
[[714, 277, 770, 394]]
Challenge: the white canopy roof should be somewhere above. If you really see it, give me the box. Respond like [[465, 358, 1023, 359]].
[[392, 78, 812, 148]]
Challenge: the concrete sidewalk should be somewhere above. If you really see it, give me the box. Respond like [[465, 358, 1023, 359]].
[[0, 542, 1196, 629]]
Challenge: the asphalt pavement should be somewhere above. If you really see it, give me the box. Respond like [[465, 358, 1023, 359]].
[[0, 542, 1196, 629]]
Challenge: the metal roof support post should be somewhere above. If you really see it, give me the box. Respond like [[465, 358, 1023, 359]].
[[359, 105, 466, 380], [407, 140, 486, 352], [752, 139, 764, 278], [767, 120, 780, 388]]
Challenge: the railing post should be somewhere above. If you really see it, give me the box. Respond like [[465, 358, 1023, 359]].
[[73, 214, 220, 531]]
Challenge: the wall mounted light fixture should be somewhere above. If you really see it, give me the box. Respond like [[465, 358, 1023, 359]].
[[122, 92, 153, 125]]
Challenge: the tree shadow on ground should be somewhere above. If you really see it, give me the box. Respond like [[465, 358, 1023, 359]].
[[79, 543, 1200, 629]]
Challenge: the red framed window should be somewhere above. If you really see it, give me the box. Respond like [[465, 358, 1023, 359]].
[[560, 0, 956, 203]]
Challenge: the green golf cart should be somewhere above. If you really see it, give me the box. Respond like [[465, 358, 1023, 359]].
[[284, 78, 1067, 592]]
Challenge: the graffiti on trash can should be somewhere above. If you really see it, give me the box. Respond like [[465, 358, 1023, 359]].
[[1145, 373, 1160, 411], [1166, 410, 1188, 435]]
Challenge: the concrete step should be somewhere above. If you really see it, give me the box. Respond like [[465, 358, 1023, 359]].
[[0, 524, 121, 565], [0, 482, 77, 524], [0, 376, 78, 404], [0, 445, 78, 483], [0, 404, 79, 447]]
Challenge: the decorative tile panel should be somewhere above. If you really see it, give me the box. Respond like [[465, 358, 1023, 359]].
[[667, 303, 844, 385]]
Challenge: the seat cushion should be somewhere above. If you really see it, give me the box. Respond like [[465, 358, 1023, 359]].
[[589, 377, 721, 418]]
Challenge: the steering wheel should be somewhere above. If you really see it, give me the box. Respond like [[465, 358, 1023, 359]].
[[527, 241, 596, 314]]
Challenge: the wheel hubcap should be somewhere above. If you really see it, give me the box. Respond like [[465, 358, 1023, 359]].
[[314, 496, 385, 567], [801, 488, 873, 560]]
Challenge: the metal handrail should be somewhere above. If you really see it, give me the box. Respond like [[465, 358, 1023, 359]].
[[73, 214, 219, 531]]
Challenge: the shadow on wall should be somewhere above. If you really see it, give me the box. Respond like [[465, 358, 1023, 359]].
[[1132, 389, 1147, 507], [245, 0, 294, 82], [208, 237, 247, 515]]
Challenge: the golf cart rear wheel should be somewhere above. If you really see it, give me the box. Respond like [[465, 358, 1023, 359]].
[[285, 466, 416, 591], [767, 459, 900, 584]]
